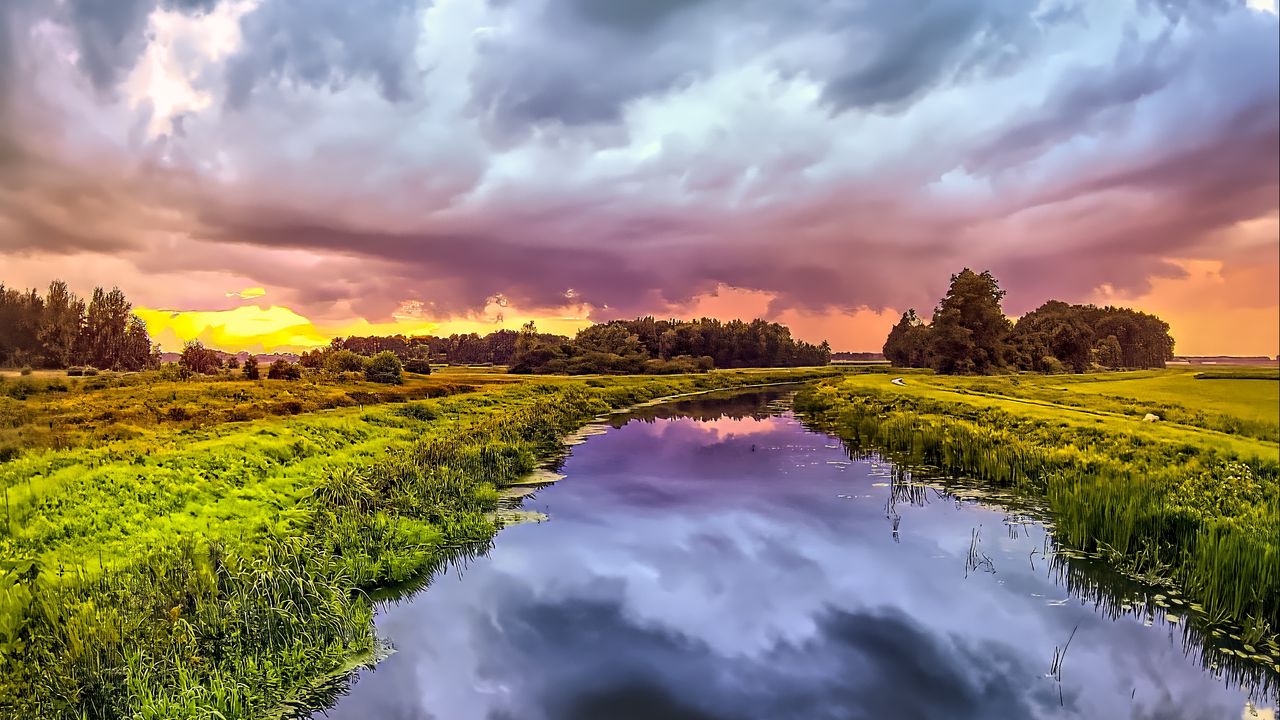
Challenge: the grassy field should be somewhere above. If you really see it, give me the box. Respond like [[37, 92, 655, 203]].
[[0, 366, 840, 719], [796, 368, 1280, 672], [0, 367, 530, 458]]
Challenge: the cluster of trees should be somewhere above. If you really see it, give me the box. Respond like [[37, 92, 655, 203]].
[[322, 330, 553, 366], [319, 317, 830, 376], [0, 280, 157, 370], [180, 340, 404, 384], [509, 317, 831, 375], [300, 344, 420, 376], [883, 269, 1175, 375]]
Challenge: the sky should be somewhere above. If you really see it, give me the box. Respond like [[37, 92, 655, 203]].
[[0, 0, 1277, 355]]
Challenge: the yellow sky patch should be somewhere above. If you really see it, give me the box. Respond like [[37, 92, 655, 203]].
[[136, 304, 595, 353]]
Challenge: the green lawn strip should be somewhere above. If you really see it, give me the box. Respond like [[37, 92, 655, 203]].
[[853, 374, 1278, 460]]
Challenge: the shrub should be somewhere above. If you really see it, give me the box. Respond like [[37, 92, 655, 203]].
[[403, 357, 433, 375], [324, 349, 368, 374], [365, 351, 403, 384], [66, 366, 85, 377], [267, 359, 302, 380], [83, 367, 99, 376], [179, 340, 221, 375], [242, 357, 261, 380], [1039, 356, 1067, 375], [19, 367, 32, 376], [395, 401, 439, 421]]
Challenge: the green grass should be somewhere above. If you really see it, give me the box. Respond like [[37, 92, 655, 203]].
[[0, 367, 841, 719], [796, 369, 1280, 670], [0, 367, 531, 458], [1193, 367, 1280, 381]]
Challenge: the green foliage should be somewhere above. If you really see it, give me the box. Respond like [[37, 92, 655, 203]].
[[402, 357, 433, 374], [323, 349, 368, 374], [242, 358, 260, 381], [178, 340, 221, 376], [0, 280, 156, 371], [883, 309, 931, 368], [17, 368, 31, 377], [510, 317, 830, 374], [266, 360, 301, 381], [796, 372, 1280, 638], [885, 269, 1175, 376], [364, 352, 403, 385], [929, 268, 1011, 374]]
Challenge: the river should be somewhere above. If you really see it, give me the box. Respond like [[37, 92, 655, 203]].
[[308, 389, 1274, 720]]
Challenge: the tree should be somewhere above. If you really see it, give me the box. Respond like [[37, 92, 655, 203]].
[[1009, 301, 1094, 373], [1092, 308, 1174, 368], [365, 351, 403, 384], [0, 285, 44, 367], [324, 349, 368, 373], [880, 271, 1177, 375], [0, 280, 158, 370], [225, 357, 240, 370], [883, 309, 932, 368], [179, 340, 221, 375], [928, 269, 1011, 374], [242, 357, 261, 380], [299, 349, 326, 368], [1094, 334, 1123, 369], [267, 359, 301, 380], [39, 281, 84, 368]]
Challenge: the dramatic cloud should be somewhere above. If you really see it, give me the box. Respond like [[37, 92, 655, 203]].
[[0, 0, 1276, 352]]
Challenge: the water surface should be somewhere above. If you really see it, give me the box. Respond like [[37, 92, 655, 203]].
[[312, 391, 1275, 720]]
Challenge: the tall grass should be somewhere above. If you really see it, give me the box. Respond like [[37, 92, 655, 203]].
[[796, 381, 1280, 651]]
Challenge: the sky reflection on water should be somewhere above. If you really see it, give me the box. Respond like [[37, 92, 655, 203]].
[[313, 393, 1273, 720]]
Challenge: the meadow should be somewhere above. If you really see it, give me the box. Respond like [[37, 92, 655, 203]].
[[0, 366, 839, 719], [795, 368, 1280, 672]]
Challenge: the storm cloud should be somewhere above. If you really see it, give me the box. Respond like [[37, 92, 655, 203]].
[[0, 0, 1275, 348]]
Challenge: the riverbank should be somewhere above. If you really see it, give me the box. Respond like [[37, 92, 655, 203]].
[[795, 369, 1280, 671], [0, 367, 840, 719]]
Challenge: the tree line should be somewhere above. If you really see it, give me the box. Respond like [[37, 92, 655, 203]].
[[318, 330, 545, 367], [883, 269, 1174, 374], [320, 317, 831, 375], [509, 317, 831, 374], [0, 280, 157, 370]]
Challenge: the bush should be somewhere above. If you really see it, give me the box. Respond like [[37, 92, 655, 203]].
[[66, 366, 85, 377], [267, 359, 302, 380], [158, 363, 186, 381], [324, 349, 368, 374], [403, 357, 433, 375], [242, 357, 261, 380], [179, 340, 221, 375], [19, 367, 32, 376], [365, 351, 403, 384], [1039, 356, 1067, 375], [395, 401, 439, 421]]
